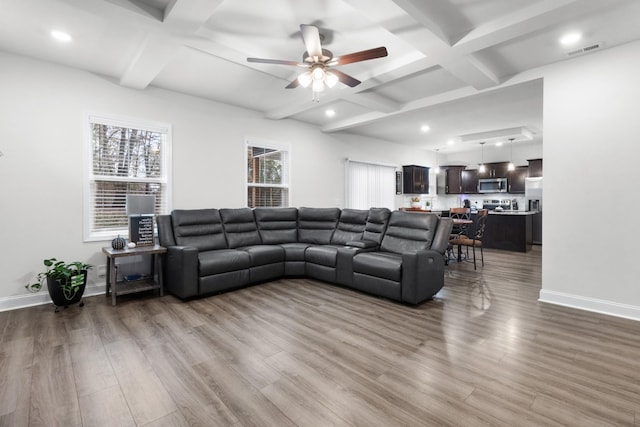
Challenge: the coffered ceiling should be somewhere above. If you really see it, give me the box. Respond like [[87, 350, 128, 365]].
[[2, 0, 640, 153]]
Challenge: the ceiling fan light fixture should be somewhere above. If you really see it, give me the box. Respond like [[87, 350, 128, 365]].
[[312, 66, 325, 81], [298, 71, 312, 88], [325, 71, 338, 88], [312, 79, 325, 93]]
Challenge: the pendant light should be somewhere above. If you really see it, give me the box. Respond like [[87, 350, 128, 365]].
[[478, 142, 486, 173], [433, 148, 440, 174], [507, 138, 515, 171]]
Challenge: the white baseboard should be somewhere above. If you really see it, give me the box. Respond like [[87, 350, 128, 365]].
[[539, 289, 640, 322], [0, 283, 106, 312]]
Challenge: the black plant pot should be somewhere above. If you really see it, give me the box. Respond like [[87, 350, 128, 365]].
[[46, 270, 87, 312]]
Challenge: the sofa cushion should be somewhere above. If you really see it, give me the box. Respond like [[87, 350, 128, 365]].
[[254, 208, 298, 244], [220, 208, 262, 248], [362, 207, 391, 244], [238, 245, 285, 266], [199, 249, 251, 276], [305, 245, 340, 267], [380, 211, 438, 254], [298, 207, 340, 244], [171, 209, 227, 251], [330, 209, 369, 245], [280, 243, 311, 262], [353, 252, 402, 282]]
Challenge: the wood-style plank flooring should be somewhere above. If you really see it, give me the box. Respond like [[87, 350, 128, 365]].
[[2, 246, 640, 426]]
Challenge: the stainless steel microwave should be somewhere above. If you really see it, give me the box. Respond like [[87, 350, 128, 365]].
[[478, 177, 507, 193]]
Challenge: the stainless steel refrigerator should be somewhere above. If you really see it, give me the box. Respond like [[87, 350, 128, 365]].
[[525, 177, 542, 244]]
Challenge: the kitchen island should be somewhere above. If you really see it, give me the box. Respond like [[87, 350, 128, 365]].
[[482, 210, 540, 252]]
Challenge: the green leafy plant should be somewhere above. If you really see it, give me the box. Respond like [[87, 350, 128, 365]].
[[26, 258, 93, 300]]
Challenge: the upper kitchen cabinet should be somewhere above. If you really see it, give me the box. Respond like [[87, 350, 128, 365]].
[[461, 169, 479, 194], [508, 166, 529, 193], [437, 166, 465, 194], [528, 159, 543, 177], [477, 161, 509, 179], [403, 165, 430, 194]]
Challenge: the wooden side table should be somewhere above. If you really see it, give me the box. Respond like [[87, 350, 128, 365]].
[[101, 245, 167, 306]]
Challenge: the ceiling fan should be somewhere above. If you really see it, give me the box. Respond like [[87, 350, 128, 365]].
[[247, 24, 388, 100]]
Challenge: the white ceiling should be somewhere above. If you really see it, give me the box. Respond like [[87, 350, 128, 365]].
[[2, 0, 640, 154]]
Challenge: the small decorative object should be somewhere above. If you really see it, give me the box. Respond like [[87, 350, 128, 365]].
[[25, 258, 92, 312], [111, 235, 126, 250], [425, 201, 431, 208], [128, 242, 137, 249], [411, 197, 422, 208]]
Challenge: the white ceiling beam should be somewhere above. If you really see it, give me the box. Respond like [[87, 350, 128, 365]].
[[452, 0, 627, 54], [118, 0, 225, 89], [391, 0, 472, 45], [348, 92, 402, 114], [119, 35, 182, 89]]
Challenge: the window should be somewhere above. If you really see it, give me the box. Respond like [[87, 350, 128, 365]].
[[246, 140, 290, 208], [345, 160, 396, 209], [84, 114, 171, 241]]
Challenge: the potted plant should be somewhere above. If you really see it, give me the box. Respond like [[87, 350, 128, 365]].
[[26, 258, 93, 311], [410, 197, 422, 208]]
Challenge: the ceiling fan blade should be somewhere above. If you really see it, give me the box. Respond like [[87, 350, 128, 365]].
[[300, 24, 323, 59], [330, 47, 388, 66], [330, 69, 361, 87], [247, 57, 301, 66], [285, 79, 300, 89]]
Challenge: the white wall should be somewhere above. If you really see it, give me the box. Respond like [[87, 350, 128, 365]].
[[0, 52, 431, 306], [540, 40, 640, 319]]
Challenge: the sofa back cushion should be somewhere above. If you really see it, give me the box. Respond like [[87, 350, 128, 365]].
[[254, 208, 298, 244], [331, 209, 369, 244], [298, 207, 340, 244], [220, 208, 262, 248], [362, 208, 391, 244], [171, 209, 227, 251], [380, 211, 439, 254]]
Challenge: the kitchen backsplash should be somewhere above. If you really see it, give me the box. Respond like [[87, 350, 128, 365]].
[[402, 193, 528, 211]]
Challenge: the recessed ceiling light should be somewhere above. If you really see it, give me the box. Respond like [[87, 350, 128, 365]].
[[51, 30, 72, 42], [495, 141, 503, 147], [447, 140, 455, 145], [325, 109, 335, 117], [421, 124, 430, 133], [560, 32, 581, 46]]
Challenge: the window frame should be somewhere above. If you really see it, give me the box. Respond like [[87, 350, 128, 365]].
[[245, 138, 291, 208], [83, 113, 172, 242]]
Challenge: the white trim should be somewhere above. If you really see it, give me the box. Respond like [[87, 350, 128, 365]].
[[0, 282, 106, 312], [345, 158, 400, 169], [539, 289, 640, 322], [244, 137, 291, 207], [83, 112, 172, 242]]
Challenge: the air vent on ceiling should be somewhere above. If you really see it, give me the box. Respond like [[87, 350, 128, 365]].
[[566, 42, 603, 57]]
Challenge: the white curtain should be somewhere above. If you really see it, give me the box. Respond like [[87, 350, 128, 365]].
[[346, 160, 396, 209]]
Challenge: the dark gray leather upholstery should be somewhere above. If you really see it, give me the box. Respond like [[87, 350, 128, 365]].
[[171, 209, 227, 251], [297, 207, 340, 244], [254, 208, 298, 244], [158, 207, 452, 305], [220, 208, 262, 248]]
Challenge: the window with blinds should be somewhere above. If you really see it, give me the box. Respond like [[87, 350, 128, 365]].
[[345, 160, 396, 210], [246, 141, 290, 208], [84, 114, 171, 241]]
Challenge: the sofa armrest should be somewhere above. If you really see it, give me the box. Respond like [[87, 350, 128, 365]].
[[401, 249, 445, 304], [166, 246, 199, 299], [345, 239, 378, 250]]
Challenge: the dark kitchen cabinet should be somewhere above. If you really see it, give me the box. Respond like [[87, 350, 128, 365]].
[[403, 165, 430, 194], [508, 166, 528, 193], [528, 159, 543, 177], [437, 166, 465, 194], [478, 162, 509, 179], [461, 169, 479, 194]]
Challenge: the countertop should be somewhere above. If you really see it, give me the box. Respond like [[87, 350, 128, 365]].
[[488, 210, 539, 215]]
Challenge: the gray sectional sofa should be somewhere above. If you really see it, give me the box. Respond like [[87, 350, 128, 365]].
[[157, 207, 453, 305]]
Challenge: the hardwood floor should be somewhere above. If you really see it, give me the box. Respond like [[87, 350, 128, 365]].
[[2, 246, 640, 426]]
